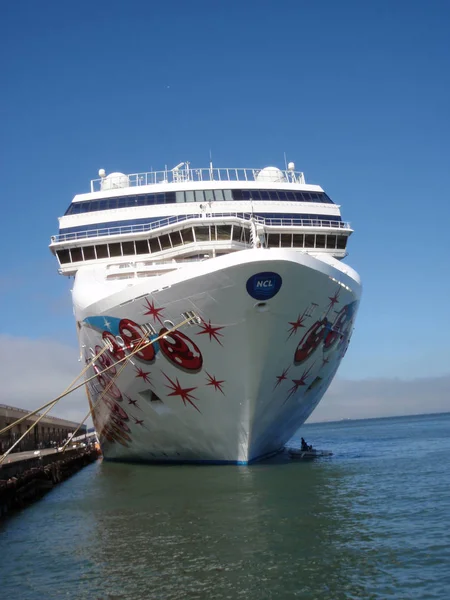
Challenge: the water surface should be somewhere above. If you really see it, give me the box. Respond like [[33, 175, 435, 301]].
[[1, 413, 449, 599]]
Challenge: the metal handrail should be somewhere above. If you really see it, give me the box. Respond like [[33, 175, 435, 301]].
[[50, 214, 351, 244], [90, 167, 306, 192]]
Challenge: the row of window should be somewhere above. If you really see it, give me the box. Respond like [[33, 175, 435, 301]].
[[56, 225, 348, 265], [64, 189, 334, 215], [58, 212, 342, 238], [266, 233, 347, 250]]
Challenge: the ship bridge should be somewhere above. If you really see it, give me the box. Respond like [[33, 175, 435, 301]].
[[50, 164, 353, 277]]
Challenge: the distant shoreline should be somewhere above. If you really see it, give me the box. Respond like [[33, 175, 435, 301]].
[[305, 411, 450, 425]]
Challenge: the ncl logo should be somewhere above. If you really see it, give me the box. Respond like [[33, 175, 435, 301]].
[[246, 272, 282, 300]]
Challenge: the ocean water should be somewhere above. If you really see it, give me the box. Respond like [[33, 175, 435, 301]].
[[1, 413, 450, 599]]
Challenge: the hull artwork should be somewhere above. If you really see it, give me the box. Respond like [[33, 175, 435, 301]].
[[76, 249, 361, 464]]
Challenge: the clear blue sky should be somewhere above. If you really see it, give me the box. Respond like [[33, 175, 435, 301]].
[[1, 0, 449, 384]]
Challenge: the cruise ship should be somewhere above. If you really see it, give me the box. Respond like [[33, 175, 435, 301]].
[[50, 163, 361, 464]]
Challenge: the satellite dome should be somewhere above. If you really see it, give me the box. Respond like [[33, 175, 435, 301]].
[[101, 172, 130, 190], [255, 166, 286, 183]]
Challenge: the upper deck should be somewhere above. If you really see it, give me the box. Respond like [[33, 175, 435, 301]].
[[89, 164, 306, 194]]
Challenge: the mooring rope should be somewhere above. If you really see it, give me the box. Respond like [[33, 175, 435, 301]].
[[0, 344, 110, 439], [0, 316, 192, 461], [0, 344, 111, 464], [60, 316, 192, 452]]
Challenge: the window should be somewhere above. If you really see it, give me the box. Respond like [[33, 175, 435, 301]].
[[181, 228, 194, 243], [185, 191, 195, 202], [326, 235, 337, 249], [305, 235, 315, 248], [232, 226, 242, 242], [280, 234, 292, 247], [242, 228, 250, 243], [176, 191, 185, 203], [195, 190, 204, 202], [109, 243, 122, 257], [57, 249, 71, 264], [149, 238, 161, 253], [195, 226, 209, 241], [293, 234, 304, 248], [159, 234, 172, 250], [204, 190, 214, 202], [170, 231, 183, 247], [70, 247, 82, 262], [83, 246, 96, 260], [316, 235, 326, 248], [135, 240, 149, 254], [267, 234, 279, 248], [96, 244, 109, 258], [122, 241, 135, 255], [337, 236, 348, 250], [214, 190, 224, 201], [224, 190, 233, 201], [216, 225, 231, 240]]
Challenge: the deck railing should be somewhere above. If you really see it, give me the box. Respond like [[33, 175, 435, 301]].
[[90, 167, 306, 192], [51, 214, 351, 244]]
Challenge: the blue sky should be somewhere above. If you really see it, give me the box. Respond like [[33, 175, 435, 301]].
[[1, 0, 449, 418]]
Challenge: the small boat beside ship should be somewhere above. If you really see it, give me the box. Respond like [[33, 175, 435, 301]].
[[287, 447, 333, 459]]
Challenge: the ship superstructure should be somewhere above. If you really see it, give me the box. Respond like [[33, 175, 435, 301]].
[[50, 163, 361, 463]]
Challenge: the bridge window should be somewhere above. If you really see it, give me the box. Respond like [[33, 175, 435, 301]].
[[316, 235, 326, 248], [195, 191, 204, 202], [181, 228, 194, 243], [337, 236, 348, 249], [305, 235, 315, 248], [204, 190, 214, 202], [171, 231, 183, 247], [232, 225, 242, 242], [195, 226, 210, 241], [214, 190, 224, 201], [326, 235, 337, 249], [159, 234, 172, 250], [96, 244, 109, 258], [70, 248, 83, 262], [216, 225, 231, 240], [136, 240, 149, 254], [83, 246, 96, 260], [109, 243, 122, 257], [293, 234, 304, 248], [280, 234, 292, 247], [57, 249, 71, 264], [185, 191, 195, 202], [149, 238, 161, 253], [267, 233, 279, 248], [122, 241, 135, 256]]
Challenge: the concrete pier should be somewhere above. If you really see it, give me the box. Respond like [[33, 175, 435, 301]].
[[0, 447, 100, 518]]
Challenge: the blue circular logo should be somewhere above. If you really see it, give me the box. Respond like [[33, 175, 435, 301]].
[[246, 272, 282, 300]]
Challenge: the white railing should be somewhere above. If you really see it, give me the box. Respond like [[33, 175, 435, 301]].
[[90, 167, 306, 192], [51, 214, 351, 244]]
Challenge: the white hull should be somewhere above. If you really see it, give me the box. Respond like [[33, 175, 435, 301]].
[[74, 249, 361, 464]]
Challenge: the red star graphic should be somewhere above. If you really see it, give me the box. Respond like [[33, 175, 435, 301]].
[[124, 394, 139, 408], [285, 364, 315, 401], [143, 298, 165, 325], [135, 366, 151, 384], [274, 366, 290, 390], [205, 372, 225, 394], [163, 372, 200, 412], [326, 288, 341, 314], [133, 417, 144, 425], [287, 310, 307, 339], [196, 319, 224, 346]]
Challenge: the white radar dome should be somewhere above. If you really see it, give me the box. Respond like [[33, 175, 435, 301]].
[[101, 172, 130, 190], [255, 166, 286, 183]]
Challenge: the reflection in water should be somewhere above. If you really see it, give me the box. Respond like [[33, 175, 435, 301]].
[[76, 458, 375, 599]]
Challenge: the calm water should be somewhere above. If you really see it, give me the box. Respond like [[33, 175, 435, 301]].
[[1, 413, 450, 599]]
